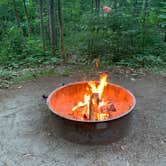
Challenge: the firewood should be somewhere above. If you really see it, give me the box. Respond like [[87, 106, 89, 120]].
[[89, 93, 100, 120]]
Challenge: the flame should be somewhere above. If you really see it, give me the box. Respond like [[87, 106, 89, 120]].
[[72, 94, 90, 112], [97, 112, 110, 120], [72, 73, 109, 120], [95, 58, 99, 71], [88, 73, 108, 99]]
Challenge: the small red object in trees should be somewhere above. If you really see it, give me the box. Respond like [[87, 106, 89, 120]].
[[103, 6, 111, 13]]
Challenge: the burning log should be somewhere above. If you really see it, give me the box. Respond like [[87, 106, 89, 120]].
[[88, 93, 116, 120], [89, 93, 100, 120]]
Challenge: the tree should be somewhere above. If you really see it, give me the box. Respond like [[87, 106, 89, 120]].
[[48, 0, 56, 51], [12, 0, 21, 30], [142, 0, 149, 50], [158, 1, 166, 42], [57, 0, 64, 57], [22, 0, 31, 36], [91, 0, 100, 13], [0, 0, 165, 68], [12, 0, 24, 44], [95, 0, 100, 12], [39, 0, 46, 50]]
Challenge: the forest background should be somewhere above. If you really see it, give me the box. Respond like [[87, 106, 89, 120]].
[[0, 0, 166, 87]]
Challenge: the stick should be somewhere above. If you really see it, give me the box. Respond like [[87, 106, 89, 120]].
[[89, 93, 100, 120]]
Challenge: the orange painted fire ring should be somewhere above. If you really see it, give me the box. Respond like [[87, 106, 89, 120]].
[[47, 81, 136, 123]]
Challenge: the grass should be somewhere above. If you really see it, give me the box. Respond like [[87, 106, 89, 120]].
[[0, 62, 165, 89], [0, 65, 74, 88], [0, 62, 95, 88]]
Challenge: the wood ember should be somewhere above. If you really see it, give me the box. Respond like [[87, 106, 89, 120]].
[[83, 114, 88, 119], [100, 100, 116, 112]]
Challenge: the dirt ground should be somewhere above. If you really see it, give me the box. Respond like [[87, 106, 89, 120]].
[[0, 67, 166, 166]]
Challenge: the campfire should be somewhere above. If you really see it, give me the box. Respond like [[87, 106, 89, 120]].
[[71, 73, 116, 121], [47, 72, 136, 122]]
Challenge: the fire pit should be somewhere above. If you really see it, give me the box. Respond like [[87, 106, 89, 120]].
[[47, 73, 136, 143]]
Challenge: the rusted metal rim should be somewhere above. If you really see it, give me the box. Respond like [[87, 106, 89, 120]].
[[47, 81, 136, 123]]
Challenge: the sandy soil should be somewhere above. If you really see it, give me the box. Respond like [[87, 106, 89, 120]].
[[0, 68, 166, 166]]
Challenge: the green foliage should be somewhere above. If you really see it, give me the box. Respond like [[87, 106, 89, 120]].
[[0, 0, 165, 71]]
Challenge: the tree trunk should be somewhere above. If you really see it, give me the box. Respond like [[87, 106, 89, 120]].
[[94, 0, 100, 12], [95, 0, 97, 11], [22, 0, 31, 36], [39, 0, 46, 50], [142, 0, 148, 50], [12, 0, 24, 44], [57, 0, 64, 57], [131, 0, 138, 48], [48, 0, 56, 51], [113, 1, 117, 10], [96, 0, 100, 12], [132, 0, 138, 22], [91, 0, 100, 13], [91, 0, 94, 12], [12, 0, 21, 29]]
